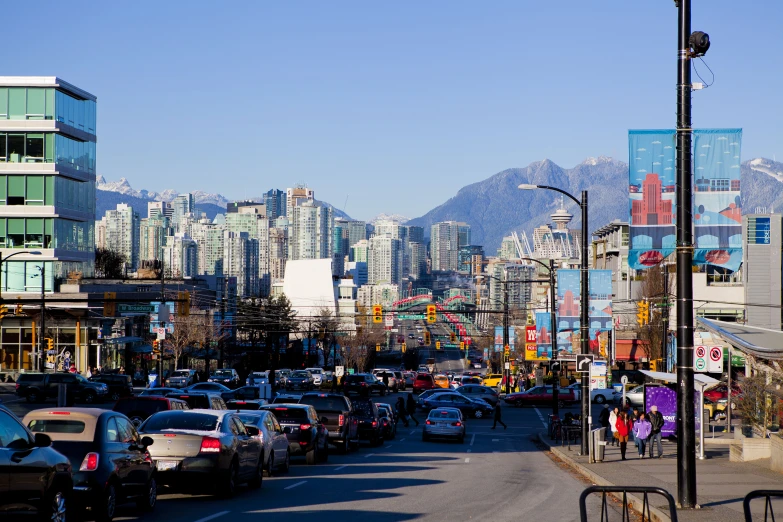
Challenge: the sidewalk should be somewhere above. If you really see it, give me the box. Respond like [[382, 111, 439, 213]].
[[539, 430, 783, 522]]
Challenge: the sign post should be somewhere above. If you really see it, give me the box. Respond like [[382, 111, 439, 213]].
[[707, 346, 724, 373]]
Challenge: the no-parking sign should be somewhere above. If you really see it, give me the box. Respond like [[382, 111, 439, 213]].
[[694, 345, 707, 372], [707, 346, 724, 373]]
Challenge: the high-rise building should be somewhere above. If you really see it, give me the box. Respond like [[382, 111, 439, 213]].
[[288, 201, 332, 260], [227, 201, 266, 214], [351, 239, 369, 264], [268, 227, 287, 282], [407, 242, 426, 279], [407, 226, 424, 245], [430, 221, 469, 272], [263, 189, 286, 219], [498, 236, 519, 260], [286, 185, 314, 218], [190, 218, 224, 275], [224, 230, 259, 297], [148, 201, 172, 220], [0, 77, 97, 292], [226, 207, 270, 295], [459, 245, 484, 273], [96, 204, 140, 270], [162, 233, 198, 278], [171, 193, 195, 230], [368, 236, 401, 285], [139, 215, 169, 264]]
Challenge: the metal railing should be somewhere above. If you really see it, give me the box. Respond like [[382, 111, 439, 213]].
[[579, 486, 678, 522], [744, 490, 783, 522]]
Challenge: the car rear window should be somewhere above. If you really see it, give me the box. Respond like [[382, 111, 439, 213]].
[[272, 396, 299, 404], [345, 375, 363, 383], [28, 419, 85, 434], [142, 412, 219, 432], [298, 396, 349, 412], [416, 375, 433, 382], [269, 407, 307, 420], [237, 414, 264, 426], [428, 410, 459, 420], [227, 401, 262, 410], [171, 395, 209, 409], [352, 400, 374, 416]]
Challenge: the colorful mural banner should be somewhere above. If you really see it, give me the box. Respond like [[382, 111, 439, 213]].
[[628, 130, 677, 268], [534, 312, 552, 360], [555, 269, 613, 355], [493, 326, 503, 353], [692, 129, 743, 270]]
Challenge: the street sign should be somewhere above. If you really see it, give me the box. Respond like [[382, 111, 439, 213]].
[[335, 366, 344, 378], [620, 375, 629, 385], [397, 314, 425, 320], [694, 345, 707, 372], [504, 362, 510, 370], [118, 304, 156, 314], [576, 354, 594, 373], [708, 346, 724, 373], [385, 313, 394, 327], [550, 361, 561, 373]]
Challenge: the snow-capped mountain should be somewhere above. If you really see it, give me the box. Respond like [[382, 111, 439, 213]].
[[96, 176, 230, 207], [371, 213, 410, 224]]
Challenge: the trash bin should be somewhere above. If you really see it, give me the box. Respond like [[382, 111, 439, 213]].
[[590, 427, 607, 463]]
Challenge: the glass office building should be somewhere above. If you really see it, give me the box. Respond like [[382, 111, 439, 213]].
[[0, 77, 97, 292]]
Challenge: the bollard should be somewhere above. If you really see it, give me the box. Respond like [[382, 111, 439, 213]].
[[57, 383, 67, 407]]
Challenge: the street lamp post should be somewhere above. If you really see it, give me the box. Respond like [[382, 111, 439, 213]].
[[0, 250, 43, 302], [520, 184, 590, 456]]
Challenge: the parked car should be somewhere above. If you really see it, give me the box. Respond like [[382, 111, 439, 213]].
[[590, 388, 619, 404], [351, 397, 383, 446], [182, 382, 232, 394], [113, 395, 190, 428], [235, 410, 291, 476], [286, 370, 315, 391], [16, 372, 109, 404], [458, 384, 499, 406], [376, 403, 396, 440], [0, 405, 73, 521], [422, 407, 466, 443], [88, 373, 134, 402], [343, 373, 387, 396], [504, 386, 577, 408], [372, 369, 399, 392], [24, 408, 157, 521], [624, 385, 645, 407], [165, 392, 227, 411], [258, 404, 329, 465], [168, 369, 198, 389], [207, 369, 241, 389], [420, 392, 493, 419], [140, 409, 263, 496], [564, 383, 582, 401], [413, 373, 436, 394], [298, 392, 359, 453], [304, 368, 324, 387]]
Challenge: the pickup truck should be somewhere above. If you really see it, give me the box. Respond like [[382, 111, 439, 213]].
[[15, 372, 109, 404], [298, 392, 359, 453]]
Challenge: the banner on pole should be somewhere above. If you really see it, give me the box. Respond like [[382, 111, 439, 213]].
[[692, 129, 743, 270], [555, 269, 613, 355], [534, 312, 552, 360], [628, 130, 677, 269], [493, 326, 503, 353]]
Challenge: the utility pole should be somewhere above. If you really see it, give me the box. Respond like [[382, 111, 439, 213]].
[[39, 263, 46, 373], [676, 0, 697, 508], [503, 274, 510, 395], [662, 264, 670, 371], [550, 259, 559, 415], [157, 259, 164, 385]]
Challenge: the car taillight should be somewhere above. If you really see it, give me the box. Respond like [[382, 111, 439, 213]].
[[360, 382, 367, 386], [425, 420, 432, 425], [79, 452, 99, 471], [371, 420, 377, 427], [339, 414, 344, 427], [15, 383, 19, 389], [452, 422, 462, 427], [200, 437, 221, 453], [299, 424, 312, 431]]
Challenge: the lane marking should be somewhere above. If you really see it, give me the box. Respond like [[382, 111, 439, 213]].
[[400, 438, 406, 441], [410, 430, 416, 434], [334, 465, 347, 471], [470, 433, 476, 446], [533, 407, 548, 429], [464, 458, 470, 463], [385, 445, 392, 449], [492, 439, 500, 442], [365, 453, 375, 458], [284, 481, 307, 490], [193, 511, 230, 522]]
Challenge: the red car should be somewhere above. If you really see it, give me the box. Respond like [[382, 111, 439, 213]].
[[503, 385, 576, 408], [703, 383, 741, 402], [413, 373, 435, 394]]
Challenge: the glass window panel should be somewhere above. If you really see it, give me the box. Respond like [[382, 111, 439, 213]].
[[26, 176, 44, 202], [7, 135, 24, 163], [26, 89, 45, 119], [0, 176, 5, 203], [44, 134, 54, 162], [44, 218, 52, 248], [44, 176, 53, 205], [26, 218, 43, 247], [7, 218, 23, 247], [7, 218, 24, 234], [45, 89, 54, 120], [8, 88, 25, 119], [25, 134, 44, 162], [0, 134, 5, 162], [7, 176, 24, 198], [0, 88, 7, 117], [0, 218, 5, 246], [55, 91, 64, 123]]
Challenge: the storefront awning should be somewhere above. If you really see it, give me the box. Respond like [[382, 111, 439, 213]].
[[104, 336, 144, 345], [128, 344, 153, 354], [696, 318, 783, 361], [640, 370, 720, 387], [614, 339, 649, 361]]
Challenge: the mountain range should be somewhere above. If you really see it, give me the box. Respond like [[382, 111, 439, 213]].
[[96, 156, 783, 253]]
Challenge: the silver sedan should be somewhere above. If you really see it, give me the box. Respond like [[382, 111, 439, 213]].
[[422, 407, 465, 443]]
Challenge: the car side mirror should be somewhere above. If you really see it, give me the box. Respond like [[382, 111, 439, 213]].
[[34, 432, 52, 448], [141, 436, 154, 447], [245, 425, 260, 437], [283, 426, 292, 434]]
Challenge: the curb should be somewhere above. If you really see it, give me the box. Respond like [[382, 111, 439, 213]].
[[537, 432, 673, 522]]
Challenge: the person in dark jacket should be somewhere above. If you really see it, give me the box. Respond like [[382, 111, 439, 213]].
[[395, 397, 409, 427], [491, 402, 507, 430], [647, 405, 665, 458], [406, 393, 420, 426], [331, 374, 338, 392]]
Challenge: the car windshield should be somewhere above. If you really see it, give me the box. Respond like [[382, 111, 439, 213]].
[[143, 412, 219, 432], [291, 371, 308, 378], [172, 371, 190, 377], [213, 370, 233, 377]]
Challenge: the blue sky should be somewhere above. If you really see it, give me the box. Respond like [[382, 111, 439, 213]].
[[6, 1, 781, 221]]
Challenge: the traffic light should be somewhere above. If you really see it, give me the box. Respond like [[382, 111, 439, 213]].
[[15, 303, 23, 315], [460, 341, 465, 351], [104, 292, 116, 317], [435, 341, 441, 350], [649, 359, 658, 372], [401, 343, 407, 353], [450, 332, 456, 343], [424, 331, 431, 345], [46, 338, 54, 351], [178, 291, 190, 316], [426, 305, 436, 324], [376, 343, 381, 352], [372, 305, 383, 324], [0, 305, 7, 322], [636, 300, 650, 326]]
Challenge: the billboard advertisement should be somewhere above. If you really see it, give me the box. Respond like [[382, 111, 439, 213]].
[[555, 269, 613, 356], [692, 129, 743, 270], [534, 312, 552, 360], [628, 130, 677, 269]]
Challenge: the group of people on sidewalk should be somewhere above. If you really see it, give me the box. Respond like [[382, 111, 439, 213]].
[[599, 404, 664, 460]]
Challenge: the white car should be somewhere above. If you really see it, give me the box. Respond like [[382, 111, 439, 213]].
[[305, 367, 324, 386], [623, 385, 645, 407], [590, 388, 619, 404]]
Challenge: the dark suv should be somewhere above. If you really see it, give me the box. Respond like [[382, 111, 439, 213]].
[[351, 397, 383, 446], [89, 373, 134, 401], [343, 373, 386, 397], [113, 395, 190, 427], [16, 372, 109, 404], [259, 404, 329, 465], [298, 392, 359, 453]]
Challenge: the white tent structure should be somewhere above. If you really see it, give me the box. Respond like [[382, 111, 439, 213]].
[[282, 259, 337, 335]]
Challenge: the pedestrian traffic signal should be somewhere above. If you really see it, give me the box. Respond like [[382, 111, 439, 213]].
[[426, 305, 436, 324], [401, 343, 406, 353], [450, 332, 456, 343], [14, 303, 23, 315], [460, 341, 465, 351], [372, 304, 383, 324], [424, 331, 431, 345], [649, 359, 657, 372], [636, 300, 650, 326], [376, 343, 381, 352], [435, 341, 441, 350], [0, 305, 7, 322], [152, 340, 160, 354]]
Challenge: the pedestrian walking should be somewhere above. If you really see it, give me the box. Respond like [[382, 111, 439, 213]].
[[406, 393, 420, 426], [382, 372, 389, 390], [647, 405, 665, 458], [395, 397, 410, 427], [633, 413, 652, 459], [615, 411, 632, 460], [331, 374, 338, 392], [598, 404, 610, 432], [629, 407, 640, 448], [491, 402, 507, 430], [609, 407, 619, 446]]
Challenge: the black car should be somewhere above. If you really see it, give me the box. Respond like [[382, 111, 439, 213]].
[[376, 403, 396, 440], [0, 405, 73, 521], [24, 408, 157, 522], [89, 374, 134, 401], [15, 372, 109, 404], [207, 369, 241, 389], [421, 392, 494, 419], [166, 392, 227, 410], [298, 392, 360, 453], [113, 396, 190, 428], [258, 404, 328, 465], [351, 397, 383, 446], [285, 371, 315, 391], [223, 385, 267, 402], [343, 373, 387, 397]]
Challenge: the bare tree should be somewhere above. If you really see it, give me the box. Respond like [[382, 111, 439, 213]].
[[342, 305, 385, 372], [637, 262, 675, 362], [736, 368, 783, 437], [164, 315, 202, 370]]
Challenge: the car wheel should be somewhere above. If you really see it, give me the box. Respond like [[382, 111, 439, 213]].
[[95, 483, 117, 522], [27, 390, 41, 403], [249, 457, 263, 489], [306, 447, 318, 465], [340, 438, 350, 454], [459, 434, 465, 443], [129, 415, 144, 428], [595, 394, 606, 404], [349, 439, 360, 452], [265, 453, 274, 477], [474, 409, 484, 419], [136, 477, 157, 512], [83, 391, 96, 404], [219, 460, 238, 498], [41, 486, 67, 522], [110, 391, 121, 402]]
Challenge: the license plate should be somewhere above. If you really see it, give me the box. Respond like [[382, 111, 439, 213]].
[[156, 460, 178, 471]]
